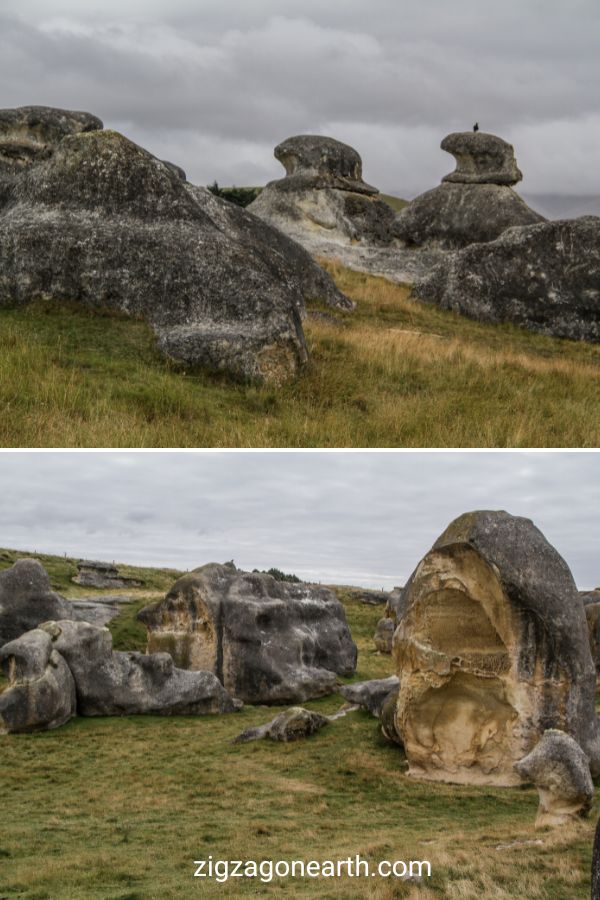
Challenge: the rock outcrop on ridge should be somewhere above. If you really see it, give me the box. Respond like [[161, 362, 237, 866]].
[[0, 559, 73, 649], [72, 560, 143, 590], [413, 217, 600, 342], [395, 131, 544, 250], [138, 563, 357, 703], [393, 510, 600, 786], [0, 109, 351, 384]]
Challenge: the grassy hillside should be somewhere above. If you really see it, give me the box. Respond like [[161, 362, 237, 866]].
[[2, 264, 600, 447], [0, 550, 598, 898]]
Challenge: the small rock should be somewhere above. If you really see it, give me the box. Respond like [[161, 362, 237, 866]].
[[234, 707, 329, 743]]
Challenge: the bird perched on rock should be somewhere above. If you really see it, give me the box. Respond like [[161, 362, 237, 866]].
[[473, 122, 479, 132]]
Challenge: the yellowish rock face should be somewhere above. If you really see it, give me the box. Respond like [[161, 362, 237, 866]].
[[394, 546, 542, 786]]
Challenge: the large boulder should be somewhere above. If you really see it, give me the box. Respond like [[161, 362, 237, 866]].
[[0, 123, 350, 384], [395, 131, 543, 250], [514, 729, 594, 828], [0, 559, 73, 648], [393, 510, 600, 786], [72, 560, 143, 590], [413, 217, 600, 342], [138, 563, 357, 704], [0, 105, 102, 207], [249, 135, 398, 251], [0, 628, 76, 732], [40, 619, 241, 716]]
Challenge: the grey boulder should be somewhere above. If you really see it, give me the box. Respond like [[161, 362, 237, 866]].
[[414, 217, 600, 342], [394, 131, 543, 250], [339, 676, 399, 718], [73, 560, 143, 590], [138, 563, 357, 704], [0, 124, 349, 384], [514, 729, 594, 828], [40, 619, 241, 716], [233, 706, 329, 743], [0, 628, 76, 733], [0, 558, 73, 648], [373, 617, 395, 653]]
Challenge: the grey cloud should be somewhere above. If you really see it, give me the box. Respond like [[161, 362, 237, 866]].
[[1, 4, 599, 195], [0, 452, 599, 590]]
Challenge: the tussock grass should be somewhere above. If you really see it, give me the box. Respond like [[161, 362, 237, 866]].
[[0, 560, 597, 898], [2, 266, 600, 446]]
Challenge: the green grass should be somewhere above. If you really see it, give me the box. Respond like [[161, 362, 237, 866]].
[[0, 557, 597, 898], [3, 265, 600, 446], [380, 192, 409, 211]]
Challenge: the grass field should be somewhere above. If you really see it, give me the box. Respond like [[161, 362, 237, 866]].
[[0, 551, 597, 898], [2, 262, 600, 448]]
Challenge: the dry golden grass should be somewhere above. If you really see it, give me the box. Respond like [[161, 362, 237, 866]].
[[1, 265, 600, 446]]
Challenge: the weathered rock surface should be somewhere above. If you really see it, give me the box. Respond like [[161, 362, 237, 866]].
[[233, 706, 329, 743], [339, 676, 399, 718], [72, 560, 143, 590], [0, 628, 76, 732], [394, 131, 543, 250], [584, 598, 600, 680], [345, 587, 390, 606], [138, 563, 357, 704], [373, 585, 408, 653], [248, 135, 412, 274], [380, 686, 403, 746], [373, 617, 395, 653], [0, 105, 102, 207], [441, 132, 523, 186], [70, 595, 136, 627], [0, 559, 73, 648], [514, 729, 594, 828], [40, 619, 241, 717], [393, 510, 600, 786], [0, 125, 350, 383], [413, 217, 600, 342]]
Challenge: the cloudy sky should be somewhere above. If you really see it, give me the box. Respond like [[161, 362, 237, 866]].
[[0, 451, 598, 589], [2, 1, 599, 200]]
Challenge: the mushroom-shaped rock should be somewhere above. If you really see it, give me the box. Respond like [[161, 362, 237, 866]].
[[249, 134, 398, 251], [0, 628, 76, 732], [138, 563, 357, 704], [339, 676, 399, 718], [40, 619, 241, 716], [394, 131, 543, 250], [393, 510, 600, 786], [441, 132, 522, 186], [413, 217, 600, 342], [0, 128, 350, 383], [514, 730, 594, 828], [0, 559, 73, 648], [234, 706, 329, 743]]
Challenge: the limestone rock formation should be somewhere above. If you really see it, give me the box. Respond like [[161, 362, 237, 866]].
[[393, 510, 600, 786], [584, 596, 600, 680], [138, 563, 357, 703], [233, 706, 329, 743], [0, 123, 350, 384], [0, 105, 102, 206], [249, 135, 398, 253], [40, 619, 241, 717], [0, 559, 73, 648], [373, 617, 395, 653], [0, 628, 76, 733], [380, 686, 403, 746], [514, 730, 594, 828], [592, 816, 600, 900], [373, 585, 408, 653], [345, 587, 390, 606], [70, 595, 136, 627], [72, 560, 143, 590], [395, 131, 543, 250], [413, 217, 600, 342], [339, 676, 399, 718]]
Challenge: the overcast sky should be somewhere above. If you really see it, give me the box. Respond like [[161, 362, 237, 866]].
[[2, 1, 599, 198], [0, 451, 599, 590]]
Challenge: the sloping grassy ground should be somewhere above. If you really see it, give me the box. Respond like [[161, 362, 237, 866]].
[[0, 552, 597, 898], [2, 264, 600, 447]]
